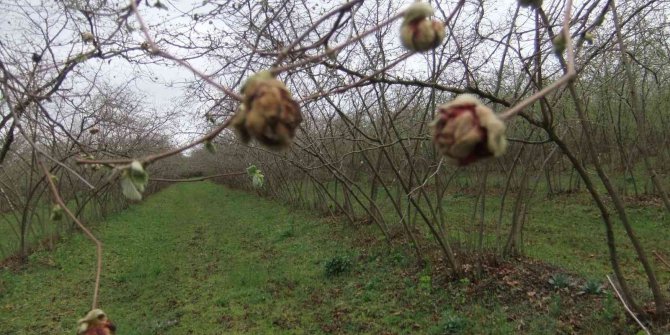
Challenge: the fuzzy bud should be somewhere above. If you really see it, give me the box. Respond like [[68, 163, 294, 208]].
[[552, 32, 567, 54], [400, 2, 445, 52], [582, 32, 594, 44], [81, 32, 95, 43], [234, 71, 302, 150], [50, 204, 63, 221], [431, 94, 507, 165]]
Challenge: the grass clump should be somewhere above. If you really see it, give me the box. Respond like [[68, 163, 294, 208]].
[[430, 309, 469, 334], [324, 255, 352, 278], [548, 273, 571, 289], [579, 279, 605, 295]]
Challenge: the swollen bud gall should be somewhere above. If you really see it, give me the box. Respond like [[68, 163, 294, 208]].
[[431, 94, 507, 165], [233, 71, 302, 150], [400, 2, 445, 52]]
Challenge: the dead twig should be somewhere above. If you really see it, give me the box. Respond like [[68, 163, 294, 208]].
[[653, 251, 670, 271], [606, 275, 651, 335]]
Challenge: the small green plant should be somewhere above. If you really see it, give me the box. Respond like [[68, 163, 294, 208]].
[[390, 250, 406, 265], [431, 310, 468, 334], [548, 294, 562, 317], [579, 279, 604, 295], [364, 277, 380, 291], [277, 218, 295, 240], [324, 255, 352, 278], [418, 275, 432, 292], [277, 228, 294, 240], [601, 292, 617, 321], [458, 277, 471, 286], [548, 273, 571, 289]]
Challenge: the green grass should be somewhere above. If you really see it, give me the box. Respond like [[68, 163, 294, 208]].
[[426, 191, 669, 294], [297, 175, 669, 294], [0, 182, 645, 334], [0, 196, 125, 260], [524, 194, 669, 288], [0, 204, 60, 259]]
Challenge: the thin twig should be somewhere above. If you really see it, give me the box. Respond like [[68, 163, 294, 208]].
[[653, 251, 670, 271], [271, 12, 405, 75], [9, 113, 95, 190], [129, 1, 242, 101], [77, 118, 233, 166], [301, 51, 415, 103], [499, 0, 575, 121], [606, 275, 651, 335], [408, 157, 444, 196], [274, 0, 363, 66], [38, 159, 102, 310]]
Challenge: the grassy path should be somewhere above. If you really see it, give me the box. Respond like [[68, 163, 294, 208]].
[[0, 183, 439, 334], [0, 182, 639, 334]]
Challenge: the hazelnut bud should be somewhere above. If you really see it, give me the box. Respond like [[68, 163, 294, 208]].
[[234, 71, 302, 150], [582, 32, 594, 44], [552, 32, 567, 54], [81, 32, 95, 43], [400, 2, 445, 52], [50, 204, 63, 221], [431, 94, 507, 165]]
